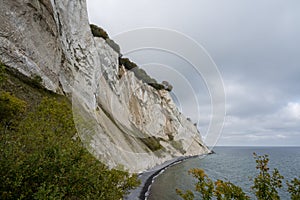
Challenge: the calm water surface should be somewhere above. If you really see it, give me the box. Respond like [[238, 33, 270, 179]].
[[148, 146, 300, 200]]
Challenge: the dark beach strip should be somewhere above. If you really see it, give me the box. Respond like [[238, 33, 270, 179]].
[[141, 158, 187, 200], [125, 154, 211, 200]]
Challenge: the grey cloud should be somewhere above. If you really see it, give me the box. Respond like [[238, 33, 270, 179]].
[[87, 0, 300, 146]]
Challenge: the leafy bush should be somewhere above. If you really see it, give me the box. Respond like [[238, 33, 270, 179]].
[[176, 169, 214, 200], [0, 63, 5, 84], [119, 57, 167, 90], [0, 68, 140, 199], [119, 58, 156, 84], [287, 177, 300, 200], [252, 153, 284, 200], [139, 136, 163, 152], [170, 140, 186, 154], [90, 24, 173, 92], [177, 153, 298, 200], [30, 74, 43, 88], [0, 97, 140, 199], [106, 38, 121, 55], [133, 68, 156, 84], [162, 81, 173, 92], [215, 180, 249, 200], [90, 24, 109, 39], [0, 92, 27, 129], [148, 82, 165, 90], [119, 57, 138, 70]]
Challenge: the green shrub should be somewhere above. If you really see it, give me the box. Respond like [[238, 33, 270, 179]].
[[90, 24, 121, 55], [176, 153, 299, 200], [119, 57, 167, 91], [90, 24, 109, 39], [251, 153, 284, 200], [287, 177, 300, 200], [30, 74, 43, 88], [106, 38, 121, 55], [215, 180, 249, 200], [0, 92, 27, 129], [170, 140, 186, 154], [0, 63, 5, 84], [177, 168, 214, 200], [148, 82, 165, 90], [0, 60, 140, 200], [133, 68, 156, 84], [90, 24, 173, 92], [176, 189, 194, 200], [162, 81, 173, 92], [139, 136, 163, 152], [0, 95, 140, 199], [119, 57, 138, 70]]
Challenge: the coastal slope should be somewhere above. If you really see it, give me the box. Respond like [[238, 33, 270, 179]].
[[0, 0, 209, 172]]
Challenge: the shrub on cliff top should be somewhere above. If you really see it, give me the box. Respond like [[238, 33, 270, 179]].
[[119, 57, 167, 91], [162, 81, 173, 92], [106, 38, 121, 55], [90, 24, 109, 39], [90, 25, 121, 55], [119, 57, 138, 70], [90, 24, 172, 92]]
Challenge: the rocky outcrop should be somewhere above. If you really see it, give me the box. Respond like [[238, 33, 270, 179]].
[[0, 0, 209, 172]]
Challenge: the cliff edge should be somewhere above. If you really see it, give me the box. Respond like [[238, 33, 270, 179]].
[[0, 0, 209, 172]]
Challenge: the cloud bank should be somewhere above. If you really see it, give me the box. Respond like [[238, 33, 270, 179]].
[[87, 0, 300, 146]]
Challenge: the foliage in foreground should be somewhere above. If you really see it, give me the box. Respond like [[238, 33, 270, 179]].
[[176, 168, 248, 200], [252, 153, 284, 200], [0, 67, 140, 199], [287, 177, 300, 200], [177, 153, 300, 200]]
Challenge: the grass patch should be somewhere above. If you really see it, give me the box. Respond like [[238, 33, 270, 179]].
[[139, 136, 164, 152], [171, 140, 186, 154], [0, 65, 140, 199]]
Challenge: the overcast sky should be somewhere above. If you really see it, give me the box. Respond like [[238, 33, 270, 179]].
[[87, 0, 300, 146]]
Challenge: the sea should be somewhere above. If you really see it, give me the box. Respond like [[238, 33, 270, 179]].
[[147, 146, 300, 200]]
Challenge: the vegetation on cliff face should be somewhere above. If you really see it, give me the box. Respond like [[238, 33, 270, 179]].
[[0, 65, 140, 199], [90, 24, 173, 92], [176, 153, 300, 200], [90, 24, 109, 40], [90, 24, 121, 55], [119, 57, 173, 91]]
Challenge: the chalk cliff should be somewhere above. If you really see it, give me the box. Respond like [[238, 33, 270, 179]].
[[0, 0, 209, 172]]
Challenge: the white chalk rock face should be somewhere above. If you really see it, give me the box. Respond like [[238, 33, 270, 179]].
[[0, 0, 209, 172]]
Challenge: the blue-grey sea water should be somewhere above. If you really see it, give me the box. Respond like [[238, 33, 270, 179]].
[[148, 146, 300, 200]]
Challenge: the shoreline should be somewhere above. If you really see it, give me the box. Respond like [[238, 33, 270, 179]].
[[125, 153, 211, 200], [140, 158, 187, 200]]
